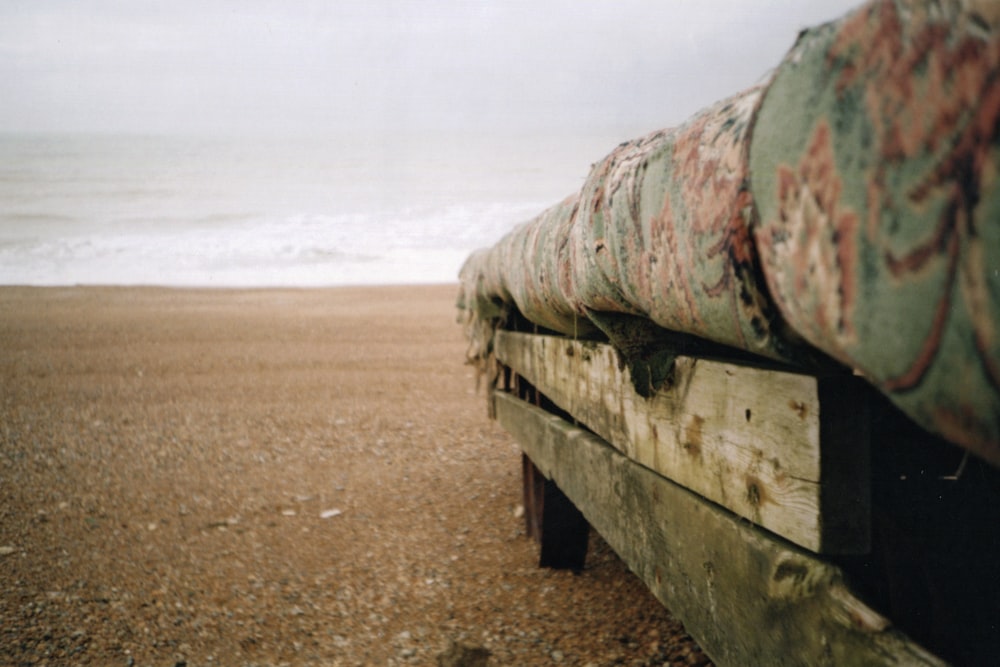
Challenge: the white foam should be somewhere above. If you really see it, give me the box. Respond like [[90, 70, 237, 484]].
[[0, 132, 580, 287], [0, 203, 542, 287]]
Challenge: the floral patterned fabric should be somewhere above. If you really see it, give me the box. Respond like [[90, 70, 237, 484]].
[[458, 0, 1000, 466]]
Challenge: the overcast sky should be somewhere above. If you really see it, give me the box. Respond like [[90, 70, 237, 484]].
[[0, 1, 861, 139]]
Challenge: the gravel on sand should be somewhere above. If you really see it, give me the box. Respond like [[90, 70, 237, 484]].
[[0, 285, 710, 666]]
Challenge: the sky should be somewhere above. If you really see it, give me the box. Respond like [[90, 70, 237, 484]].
[[0, 0, 863, 141]]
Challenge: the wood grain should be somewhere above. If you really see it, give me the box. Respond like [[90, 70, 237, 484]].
[[495, 392, 942, 666], [494, 331, 870, 554]]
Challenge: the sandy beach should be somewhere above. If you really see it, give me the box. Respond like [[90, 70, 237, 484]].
[[0, 285, 708, 666]]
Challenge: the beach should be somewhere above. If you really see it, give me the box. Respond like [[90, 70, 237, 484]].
[[0, 285, 708, 666]]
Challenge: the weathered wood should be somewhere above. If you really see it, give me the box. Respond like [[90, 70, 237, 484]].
[[522, 453, 544, 541], [494, 391, 943, 667], [522, 453, 590, 570], [494, 330, 869, 554]]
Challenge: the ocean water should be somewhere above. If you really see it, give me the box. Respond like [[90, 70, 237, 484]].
[[0, 132, 603, 287]]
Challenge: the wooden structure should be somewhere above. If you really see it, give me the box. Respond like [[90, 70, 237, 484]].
[[459, 2, 1000, 663], [488, 327, 1000, 665], [496, 331, 870, 555]]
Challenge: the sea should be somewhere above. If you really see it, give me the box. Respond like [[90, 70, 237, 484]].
[[0, 131, 613, 287]]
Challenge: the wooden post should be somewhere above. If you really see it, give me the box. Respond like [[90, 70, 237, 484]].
[[522, 452, 543, 541], [522, 452, 589, 571]]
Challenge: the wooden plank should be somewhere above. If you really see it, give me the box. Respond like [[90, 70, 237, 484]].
[[493, 330, 869, 554], [494, 392, 943, 667]]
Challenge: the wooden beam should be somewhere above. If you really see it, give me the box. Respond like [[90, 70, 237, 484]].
[[494, 330, 869, 554], [494, 392, 943, 666]]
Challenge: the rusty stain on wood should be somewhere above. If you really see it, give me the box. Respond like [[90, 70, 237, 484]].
[[682, 414, 704, 458], [745, 475, 769, 508]]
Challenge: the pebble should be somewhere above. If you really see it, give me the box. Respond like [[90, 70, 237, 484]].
[[437, 641, 491, 667], [0, 288, 714, 667]]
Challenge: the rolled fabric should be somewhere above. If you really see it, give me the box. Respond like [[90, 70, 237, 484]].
[[461, 88, 813, 364], [750, 0, 1000, 462], [459, 0, 1000, 464], [567, 87, 799, 361]]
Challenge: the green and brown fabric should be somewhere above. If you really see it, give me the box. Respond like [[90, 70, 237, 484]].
[[458, 0, 1000, 466]]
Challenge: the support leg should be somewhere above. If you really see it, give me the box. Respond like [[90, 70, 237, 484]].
[[522, 453, 589, 571]]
